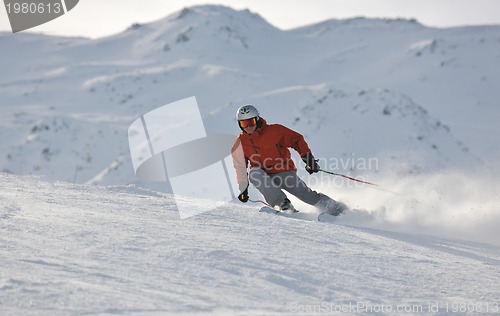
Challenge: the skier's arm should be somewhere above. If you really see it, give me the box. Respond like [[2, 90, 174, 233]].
[[279, 125, 320, 174], [231, 137, 249, 194], [278, 125, 312, 157]]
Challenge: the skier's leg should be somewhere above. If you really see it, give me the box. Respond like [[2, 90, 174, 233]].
[[314, 193, 348, 216], [270, 171, 321, 205], [272, 171, 347, 215], [248, 168, 287, 207]]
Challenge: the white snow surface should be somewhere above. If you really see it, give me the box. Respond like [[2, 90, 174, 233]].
[[1, 5, 500, 314], [1, 173, 499, 315]]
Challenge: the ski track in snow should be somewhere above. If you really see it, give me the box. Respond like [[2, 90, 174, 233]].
[[1, 173, 499, 315]]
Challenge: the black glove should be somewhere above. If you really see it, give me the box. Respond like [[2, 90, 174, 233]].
[[238, 187, 249, 203], [302, 152, 320, 174]]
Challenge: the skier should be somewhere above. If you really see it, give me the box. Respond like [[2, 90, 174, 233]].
[[231, 104, 346, 215]]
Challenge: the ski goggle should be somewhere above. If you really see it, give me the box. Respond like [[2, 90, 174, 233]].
[[238, 117, 257, 128]]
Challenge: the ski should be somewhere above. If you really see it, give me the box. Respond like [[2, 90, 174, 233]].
[[317, 212, 340, 222], [259, 206, 342, 222]]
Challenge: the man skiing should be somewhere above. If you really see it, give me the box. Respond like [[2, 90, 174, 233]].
[[231, 104, 346, 215]]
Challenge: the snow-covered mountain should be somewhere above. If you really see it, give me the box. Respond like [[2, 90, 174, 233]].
[[1, 6, 500, 314], [1, 5, 498, 188], [1, 173, 499, 314]]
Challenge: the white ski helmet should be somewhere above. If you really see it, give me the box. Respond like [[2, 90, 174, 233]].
[[236, 104, 259, 121]]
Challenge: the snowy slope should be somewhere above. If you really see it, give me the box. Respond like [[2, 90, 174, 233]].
[[294, 19, 500, 165], [1, 5, 499, 188], [1, 173, 499, 315]]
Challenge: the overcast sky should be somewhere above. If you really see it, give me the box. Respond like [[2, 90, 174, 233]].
[[1, 0, 500, 38]]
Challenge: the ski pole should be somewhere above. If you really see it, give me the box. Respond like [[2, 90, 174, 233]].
[[249, 199, 273, 208], [319, 169, 378, 186]]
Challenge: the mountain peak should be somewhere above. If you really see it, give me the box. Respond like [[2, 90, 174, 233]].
[[292, 16, 424, 37], [159, 5, 277, 30], [117, 5, 280, 56]]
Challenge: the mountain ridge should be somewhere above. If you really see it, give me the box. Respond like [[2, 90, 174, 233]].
[[0, 4, 498, 187]]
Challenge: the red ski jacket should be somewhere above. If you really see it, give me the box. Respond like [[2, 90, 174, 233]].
[[232, 118, 312, 191]]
